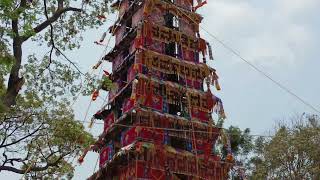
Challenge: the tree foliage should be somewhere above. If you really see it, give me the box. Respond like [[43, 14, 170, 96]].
[[248, 114, 320, 180], [220, 126, 253, 180], [0, 0, 112, 178]]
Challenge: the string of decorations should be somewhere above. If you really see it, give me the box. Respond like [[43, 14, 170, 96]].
[[81, 121, 274, 138]]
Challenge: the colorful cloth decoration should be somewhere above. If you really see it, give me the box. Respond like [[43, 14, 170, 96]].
[[91, 89, 99, 101], [93, 60, 102, 69], [99, 32, 107, 43], [140, 49, 212, 80], [104, 112, 115, 133], [99, 143, 114, 167], [78, 145, 95, 164], [103, 70, 110, 76], [193, 0, 207, 11], [145, 21, 200, 51], [213, 96, 226, 119], [122, 98, 135, 113], [97, 15, 106, 20], [206, 42, 214, 60]]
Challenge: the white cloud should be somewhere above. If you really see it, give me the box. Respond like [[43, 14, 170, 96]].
[[199, 0, 319, 66], [277, 0, 320, 15]]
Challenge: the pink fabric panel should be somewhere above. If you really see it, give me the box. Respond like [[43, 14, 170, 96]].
[[145, 95, 163, 111], [147, 8, 165, 25], [119, 0, 129, 17], [112, 55, 122, 71], [99, 146, 110, 167], [175, 0, 192, 11], [193, 80, 202, 89], [129, 41, 135, 54], [115, 25, 126, 45], [121, 127, 137, 146], [127, 65, 136, 82], [191, 107, 208, 122], [104, 113, 114, 133], [122, 98, 135, 114], [182, 48, 195, 62], [180, 19, 196, 37], [147, 40, 163, 54], [132, 7, 144, 27]]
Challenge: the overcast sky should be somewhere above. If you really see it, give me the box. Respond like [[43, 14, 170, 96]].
[[1, 0, 320, 179]]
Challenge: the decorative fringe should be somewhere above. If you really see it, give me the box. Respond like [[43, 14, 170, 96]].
[[97, 15, 106, 20], [220, 130, 227, 146], [78, 155, 85, 164], [226, 134, 232, 154], [88, 117, 95, 128], [99, 32, 107, 43], [226, 153, 234, 163], [206, 42, 214, 60], [91, 89, 99, 101], [93, 60, 102, 69], [193, 0, 207, 11], [210, 72, 221, 91], [215, 79, 221, 91], [103, 70, 110, 76], [214, 97, 226, 119], [94, 41, 104, 46], [78, 145, 95, 164], [131, 79, 139, 100]]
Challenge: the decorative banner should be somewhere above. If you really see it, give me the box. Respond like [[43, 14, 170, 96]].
[[144, 21, 205, 52], [104, 112, 115, 133], [131, 142, 232, 179], [121, 126, 165, 147], [121, 126, 137, 147], [140, 49, 211, 80], [135, 75, 220, 113], [134, 108, 221, 143], [122, 98, 135, 114], [191, 107, 209, 122], [99, 143, 114, 168]]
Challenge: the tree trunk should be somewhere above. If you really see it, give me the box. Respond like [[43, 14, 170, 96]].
[[3, 20, 24, 107]]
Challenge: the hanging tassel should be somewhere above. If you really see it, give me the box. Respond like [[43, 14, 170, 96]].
[[88, 117, 95, 128], [78, 149, 89, 164], [91, 89, 99, 101], [193, 0, 207, 11], [78, 155, 85, 164], [218, 99, 226, 119], [206, 42, 214, 60], [227, 134, 232, 154], [226, 153, 234, 162], [211, 74, 215, 85], [131, 79, 139, 100], [103, 70, 110, 76], [215, 79, 221, 91], [99, 32, 107, 43], [94, 41, 104, 46], [93, 60, 102, 69], [77, 145, 94, 164], [205, 77, 210, 90], [97, 15, 106, 20]]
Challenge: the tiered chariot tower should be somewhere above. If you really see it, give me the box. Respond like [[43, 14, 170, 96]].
[[87, 0, 232, 179]]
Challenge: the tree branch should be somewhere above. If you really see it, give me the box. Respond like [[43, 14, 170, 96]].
[[0, 124, 43, 148], [57, 0, 64, 10], [0, 165, 25, 174], [22, 7, 83, 42]]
